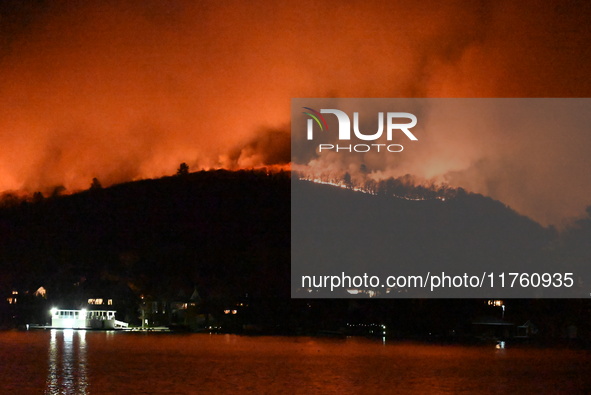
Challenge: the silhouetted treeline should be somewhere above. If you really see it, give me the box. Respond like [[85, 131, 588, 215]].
[[0, 170, 589, 339], [297, 171, 467, 201], [0, 169, 290, 325]]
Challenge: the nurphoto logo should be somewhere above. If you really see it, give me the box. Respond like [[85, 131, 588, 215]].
[[303, 107, 418, 153]]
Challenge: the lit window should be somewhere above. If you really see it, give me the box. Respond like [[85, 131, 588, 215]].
[[107, 299, 113, 305], [34, 287, 47, 298]]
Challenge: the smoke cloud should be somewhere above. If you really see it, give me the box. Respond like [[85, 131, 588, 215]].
[[0, 0, 589, 225]]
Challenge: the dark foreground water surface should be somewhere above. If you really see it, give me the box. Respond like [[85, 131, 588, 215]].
[[0, 330, 590, 394]]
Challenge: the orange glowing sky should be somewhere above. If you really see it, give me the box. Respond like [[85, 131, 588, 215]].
[[0, 0, 590, 226]]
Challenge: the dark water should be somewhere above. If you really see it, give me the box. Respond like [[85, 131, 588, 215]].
[[0, 330, 589, 394]]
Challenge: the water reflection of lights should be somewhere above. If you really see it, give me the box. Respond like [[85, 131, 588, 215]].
[[45, 329, 88, 395]]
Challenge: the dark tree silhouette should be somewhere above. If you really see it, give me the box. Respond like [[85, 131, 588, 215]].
[[343, 172, 352, 188], [177, 162, 190, 177], [90, 177, 103, 190]]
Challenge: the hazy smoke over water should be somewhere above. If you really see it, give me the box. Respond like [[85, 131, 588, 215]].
[[0, 0, 590, 226]]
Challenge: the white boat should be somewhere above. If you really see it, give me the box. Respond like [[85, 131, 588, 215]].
[[50, 308, 128, 329]]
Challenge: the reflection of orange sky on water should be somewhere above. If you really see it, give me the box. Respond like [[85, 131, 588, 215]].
[[4, 331, 590, 393], [0, 1, 590, 225]]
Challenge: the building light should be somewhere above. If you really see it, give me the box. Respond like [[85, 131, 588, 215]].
[[224, 310, 230, 314], [231, 310, 237, 315], [107, 299, 113, 305]]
